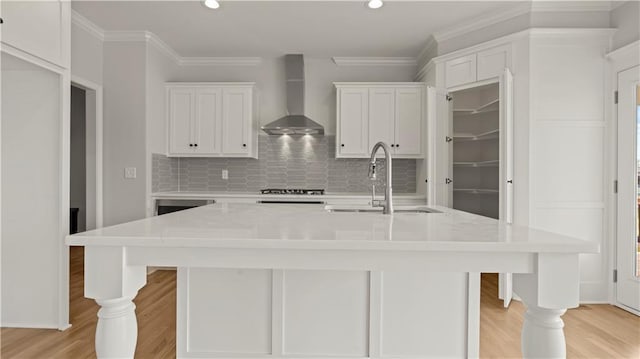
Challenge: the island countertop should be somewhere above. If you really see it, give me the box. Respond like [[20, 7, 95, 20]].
[[67, 203, 597, 254]]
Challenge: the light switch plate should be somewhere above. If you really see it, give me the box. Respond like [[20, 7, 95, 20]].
[[222, 169, 229, 180], [124, 167, 137, 179]]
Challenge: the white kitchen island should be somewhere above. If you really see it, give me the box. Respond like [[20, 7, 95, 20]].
[[66, 203, 597, 359]]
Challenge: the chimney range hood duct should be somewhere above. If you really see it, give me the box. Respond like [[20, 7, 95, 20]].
[[262, 55, 324, 135]]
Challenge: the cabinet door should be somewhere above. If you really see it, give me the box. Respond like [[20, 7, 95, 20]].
[[394, 87, 423, 156], [477, 45, 511, 81], [222, 87, 252, 155], [337, 88, 369, 157], [445, 55, 477, 88], [168, 88, 195, 155], [194, 88, 222, 155], [368, 88, 395, 154]]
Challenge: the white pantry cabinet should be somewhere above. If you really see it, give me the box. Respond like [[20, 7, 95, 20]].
[[335, 83, 424, 158], [166, 83, 257, 158], [445, 44, 511, 88]]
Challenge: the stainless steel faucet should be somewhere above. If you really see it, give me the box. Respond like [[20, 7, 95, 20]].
[[368, 141, 393, 214]]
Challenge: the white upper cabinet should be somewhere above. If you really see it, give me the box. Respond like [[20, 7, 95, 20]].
[[1, 0, 70, 69], [167, 83, 256, 158], [335, 83, 424, 158], [394, 88, 423, 156], [337, 87, 369, 157], [445, 55, 477, 88], [477, 45, 511, 81], [444, 45, 512, 89], [368, 88, 396, 151], [222, 87, 253, 156]]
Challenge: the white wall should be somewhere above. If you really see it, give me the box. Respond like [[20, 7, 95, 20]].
[[1, 53, 63, 328], [102, 41, 147, 226], [610, 1, 640, 50], [71, 21, 103, 85]]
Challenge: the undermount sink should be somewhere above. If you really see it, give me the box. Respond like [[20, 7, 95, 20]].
[[324, 205, 441, 214]]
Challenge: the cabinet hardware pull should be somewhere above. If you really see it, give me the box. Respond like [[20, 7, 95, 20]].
[[194, 144, 198, 147], [396, 144, 399, 148], [507, 180, 513, 184], [189, 144, 193, 147], [341, 144, 345, 147], [242, 144, 247, 147], [391, 144, 395, 147]]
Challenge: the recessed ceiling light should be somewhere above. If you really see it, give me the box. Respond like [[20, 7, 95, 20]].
[[367, 0, 383, 9], [203, 0, 220, 9]]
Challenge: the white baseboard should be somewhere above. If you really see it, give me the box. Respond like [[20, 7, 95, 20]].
[[1, 322, 60, 329]]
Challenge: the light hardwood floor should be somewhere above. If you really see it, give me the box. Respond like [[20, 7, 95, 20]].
[[1, 246, 638, 358]]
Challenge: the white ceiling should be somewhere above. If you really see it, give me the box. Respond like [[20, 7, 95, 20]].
[[72, 0, 529, 57]]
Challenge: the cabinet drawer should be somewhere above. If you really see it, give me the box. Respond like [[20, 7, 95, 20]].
[[477, 45, 511, 81], [445, 55, 477, 88]]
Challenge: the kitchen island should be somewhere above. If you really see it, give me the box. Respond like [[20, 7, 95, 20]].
[[66, 203, 597, 359]]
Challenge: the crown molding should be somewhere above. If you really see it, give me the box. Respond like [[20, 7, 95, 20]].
[[179, 57, 262, 66], [606, 40, 640, 60], [414, 59, 435, 82], [530, 0, 613, 13], [433, 2, 532, 43], [416, 35, 437, 64], [332, 57, 417, 66], [71, 9, 105, 41]]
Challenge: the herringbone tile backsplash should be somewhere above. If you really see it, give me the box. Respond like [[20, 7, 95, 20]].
[[152, 135, 416, 193]]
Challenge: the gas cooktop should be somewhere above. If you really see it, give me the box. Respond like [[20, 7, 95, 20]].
[[260, 189, 325, 195]]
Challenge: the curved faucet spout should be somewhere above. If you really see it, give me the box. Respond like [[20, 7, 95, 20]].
[[369, 142, 393, 214]]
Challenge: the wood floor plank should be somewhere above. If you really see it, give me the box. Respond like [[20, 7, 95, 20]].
[[1, 248, 638, 358]]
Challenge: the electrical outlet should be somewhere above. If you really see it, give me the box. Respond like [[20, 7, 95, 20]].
[[222, 169, 229, 180], [124, 167, 137, 179]]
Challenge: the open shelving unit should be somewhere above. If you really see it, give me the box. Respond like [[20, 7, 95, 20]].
[[450, 82, 500, 219]]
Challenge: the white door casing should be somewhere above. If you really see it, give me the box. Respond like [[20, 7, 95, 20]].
[[616, 65, 640, 313]]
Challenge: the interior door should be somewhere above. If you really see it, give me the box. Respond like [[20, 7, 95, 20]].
[[616, 65, 640, 313], [498, 68, 514, 308]]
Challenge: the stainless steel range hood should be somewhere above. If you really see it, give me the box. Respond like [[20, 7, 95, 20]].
[[262, 55, 324, 135]]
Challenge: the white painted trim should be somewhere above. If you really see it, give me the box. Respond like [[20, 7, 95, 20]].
[[527, 28, 617, 39], [605, 40, 639, 306], [179, 57, 262, 66], [332, 57, 417, 66], [433, 2, 531, 43], [416, 35, 437, 65], [530, 1, 613, 12], [0, 322, 64, 330], [70, 9, 105, 41], [414, 59, 435, 82], [0, 43, 66, 74], [333, 82, 424, 87], [606, 40, 640, 60], [70, 75, 104, 229], [466, 273, 481, 359]]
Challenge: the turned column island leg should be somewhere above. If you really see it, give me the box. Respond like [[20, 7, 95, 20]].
[[513, 253, 580, 359], [521, 303, 567, 358], [95, 296, 139, 358], [83, 246, 147, 359]]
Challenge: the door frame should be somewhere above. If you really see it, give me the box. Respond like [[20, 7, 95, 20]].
[[606, 40, 640, 314], [71, 75, 104, 229]]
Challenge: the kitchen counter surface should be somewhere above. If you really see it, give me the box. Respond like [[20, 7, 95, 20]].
[[150, 191, 426, 200], [67, 203, 596, 254]]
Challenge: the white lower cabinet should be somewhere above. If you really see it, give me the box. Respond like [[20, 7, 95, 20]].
[[166, 83, 256, 158], [335, 83, 424, 158], [178, 268, 471, 358]]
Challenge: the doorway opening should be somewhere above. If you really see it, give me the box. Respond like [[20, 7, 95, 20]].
[[69, 77, 103, 326]]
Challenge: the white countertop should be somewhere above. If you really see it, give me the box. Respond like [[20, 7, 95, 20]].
[[67, 203, 597, 254], [151, 191, 425, 200]]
